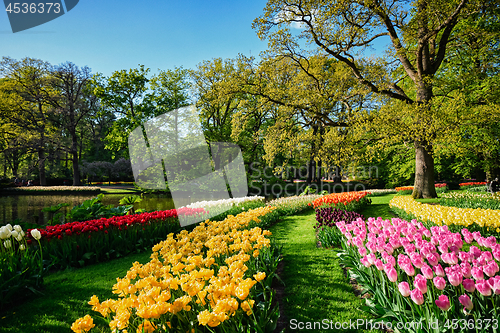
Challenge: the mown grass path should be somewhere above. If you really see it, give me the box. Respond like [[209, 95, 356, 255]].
[[268, 210, 380, 333]]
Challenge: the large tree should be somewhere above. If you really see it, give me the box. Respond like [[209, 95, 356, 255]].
[[254, 0, 496, 197], [91, 65, 151, 156], [47, 62, 95, 186], [0, 57, 55, 185]]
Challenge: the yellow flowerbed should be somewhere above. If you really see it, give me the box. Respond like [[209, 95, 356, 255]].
[[71, 206, 277, 333], [389, 195, 500, 231]]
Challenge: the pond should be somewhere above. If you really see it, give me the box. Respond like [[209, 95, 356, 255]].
[[0, 193, 195, 226]]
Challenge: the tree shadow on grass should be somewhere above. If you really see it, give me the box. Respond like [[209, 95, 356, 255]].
[[0, 251, 152, 333]]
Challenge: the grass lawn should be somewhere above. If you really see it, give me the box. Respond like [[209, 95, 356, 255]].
[[268, 210, 380, 333], [0, 251, 152, 333], [360, 193, 397, 219]]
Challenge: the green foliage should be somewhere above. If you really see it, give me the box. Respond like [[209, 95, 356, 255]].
[[299, 185, 317, 196], [65, 194, 132, 222], [41, 203, 70, 225], [119, 195, 143, 215], [440, 191, 500, 210]]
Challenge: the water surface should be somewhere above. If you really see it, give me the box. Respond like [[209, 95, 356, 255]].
[[0, 193, 189, 226]]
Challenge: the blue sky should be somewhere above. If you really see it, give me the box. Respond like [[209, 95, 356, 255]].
[[1, 0, 270, 76]]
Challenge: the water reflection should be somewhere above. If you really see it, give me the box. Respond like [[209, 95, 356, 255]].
[[0, 194, 187, 226]]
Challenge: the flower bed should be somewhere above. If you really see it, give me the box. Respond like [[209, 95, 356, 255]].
[[2, 186, 101, 192], [389, 195, 500, 236], [459, 182, 487, 190], [440, 192, 500, 210], [366, 189, 397, 196], [182, 196, 265, 220], [25, 208, 206, 269], [309, 191, 371, 210], [435, 183, 448, 193], [395, 186, 414, 195], [336, 216, 500, 332], [0, 224, 43, 308], [72, 206, 282, 333], [268, 194, 322, 215], [314, 208, 364, 247]]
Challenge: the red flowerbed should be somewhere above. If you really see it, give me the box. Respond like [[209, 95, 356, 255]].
[[310, 191, 370, 210], [25, 208, 206, 269]]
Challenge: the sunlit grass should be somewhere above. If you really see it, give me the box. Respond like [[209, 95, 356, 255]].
[[268, 210, 380, 333]]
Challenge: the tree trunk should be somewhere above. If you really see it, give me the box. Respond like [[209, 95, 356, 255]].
[[412, 73, 437, 198], [71, 133, 80, 186], [413, 141, 437, 198], [37, 149, 46, 186]]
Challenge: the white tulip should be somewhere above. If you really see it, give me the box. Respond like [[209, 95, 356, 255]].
[[19, 244, 26, 251], [30, 229, 42, 240], [15, 234, 23, 242], [14, 225, 22, 232], [0, 227, 11, 240], [11, 230, 18, 239], [4, 240, 11, 249], [5, 224, 12, 232]]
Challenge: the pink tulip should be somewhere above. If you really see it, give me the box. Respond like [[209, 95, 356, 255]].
[[410, 288, 424, 305], [367, 253, 376, 265], [461, 228, 474, 244], [398, 282, 410, 297], [483, 261, 499, 277], [434, 264, 445, 277], [403, 263, 416, 276], [485, 236, 497, 249], [471, 266, 484, 280], [374, 259, 384, 271], [447, 271, 463, 287], [442, 252, 458, 265], [384, 244, 394, 255], [421, 264, 434, 280], [383, 254, 396, 267], [462, 279, 476, 293], [476, 280, 492, 296], [489, 276, 500, 295], [459, 251, 471, 263], [460, 262, 472, 278], [426, 253, 439, 266], [358, 247, 367, 256], [433, 276, 446, 290], [360, 256, 371, 268], [435, 295, 450, 311], [414, 274, 428, 294], [470, 246, 481, 259], [480, 251, 493, 262], [410, 253, 424, 269], [459, 294, 473, 311], [386, 267, 398, 283], [493, 249, 500, 261]]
